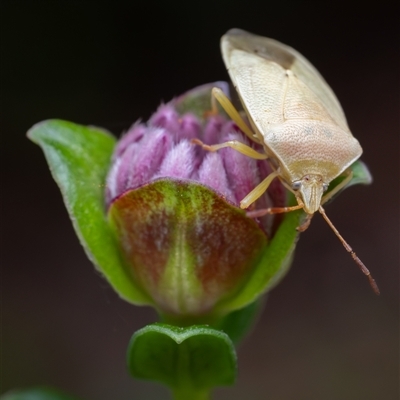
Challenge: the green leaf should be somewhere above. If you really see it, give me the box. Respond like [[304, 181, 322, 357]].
[[0, 387, 80, 400], [127, 323, 237, 399], [27, 120, 151, 305]]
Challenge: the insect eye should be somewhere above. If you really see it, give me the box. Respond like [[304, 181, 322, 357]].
[[323, 183, 329, 192], [292, 181, 302, 190]]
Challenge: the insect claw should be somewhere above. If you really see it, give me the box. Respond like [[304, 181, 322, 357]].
[[191, 138, 209, 150]]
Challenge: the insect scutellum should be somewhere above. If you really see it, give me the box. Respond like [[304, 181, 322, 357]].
[[193, 28, 379, 294]]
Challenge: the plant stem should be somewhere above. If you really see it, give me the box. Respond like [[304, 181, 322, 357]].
[[172, 388, 211, 400]]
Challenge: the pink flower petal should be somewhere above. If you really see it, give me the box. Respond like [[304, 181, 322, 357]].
[[198, 152, 235, 204], [178, 113, 201, 141], [221, 132, 261, 205], [113, 123, 146, 160], [155, 140, 196, 179], [203, 115, 226, 145], [127, 128, 173, 189], [149, 104, 180, 134]]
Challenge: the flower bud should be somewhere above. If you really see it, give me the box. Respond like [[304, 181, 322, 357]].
[[106, 83, 291, 318]]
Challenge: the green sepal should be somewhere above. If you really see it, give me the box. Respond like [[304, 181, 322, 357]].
[[108, 179, 268, 318], [216, 203, 300, 314], [214, 297, 265, 343], [173, 82, 229, 120], [127, 323, 237, 399], [27, 120, 151, 305], [326, 160, 373, 201]]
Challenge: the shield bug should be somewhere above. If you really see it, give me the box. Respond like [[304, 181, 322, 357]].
[[193, 28, 379, 294]]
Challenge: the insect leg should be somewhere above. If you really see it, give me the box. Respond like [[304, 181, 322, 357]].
[[192, 138, 268, 159], [211, 87, 259, 143], [245, 202, 303, 217], [240, 171, 281, 209], [319, 205, 380, 295], [321, 169, 353, 205]]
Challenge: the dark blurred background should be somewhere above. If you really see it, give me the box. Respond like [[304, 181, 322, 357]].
[[2, 2, 399, 399]]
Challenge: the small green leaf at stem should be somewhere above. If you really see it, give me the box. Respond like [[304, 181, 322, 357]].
[[0, 387, 81, 400], [127, 323, 237, 399]]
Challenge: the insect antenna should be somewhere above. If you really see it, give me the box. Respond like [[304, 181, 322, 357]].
[[319, 206, 380, 295]]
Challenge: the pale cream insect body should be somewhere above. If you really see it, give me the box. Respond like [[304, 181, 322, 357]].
[[194, 29, 378, 293]]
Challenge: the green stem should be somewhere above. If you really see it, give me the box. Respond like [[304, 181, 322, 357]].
[[172, 388, 211, 400]]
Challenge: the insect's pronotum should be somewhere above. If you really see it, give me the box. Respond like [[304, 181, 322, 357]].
[[193, 28, 379, 294]]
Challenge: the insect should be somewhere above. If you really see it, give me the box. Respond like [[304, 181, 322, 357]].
[[193, 28, 379, 294]]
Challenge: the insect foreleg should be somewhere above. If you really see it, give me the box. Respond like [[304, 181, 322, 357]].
[[245, 202, 303, 217], [211, 87, 260, 143], [191, 138, 268, 160]]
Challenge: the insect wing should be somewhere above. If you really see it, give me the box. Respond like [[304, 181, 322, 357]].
[[221, 28, 349, 133]]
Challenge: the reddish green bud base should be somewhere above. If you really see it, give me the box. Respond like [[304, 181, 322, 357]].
[[108, 179, 267, 317]]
